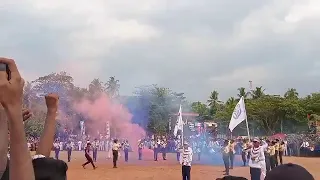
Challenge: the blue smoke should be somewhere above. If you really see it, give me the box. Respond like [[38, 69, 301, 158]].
[[123, 96, 150, 130]]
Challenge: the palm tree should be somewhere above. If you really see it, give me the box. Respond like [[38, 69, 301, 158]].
[[284, 88, 299, 99], [106, 76, 120, 98], [88, 78, 104, 95], [207, 90, 222, 107], [251, 86, 265, 99], [226, 97, 236, 106], [237, 87, 252, 99]]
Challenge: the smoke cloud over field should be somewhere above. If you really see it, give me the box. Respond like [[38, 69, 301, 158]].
[[74, 94, 146, 148]]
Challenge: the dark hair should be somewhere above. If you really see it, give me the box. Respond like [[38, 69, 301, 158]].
[[216, 176, 248, 180], [113, 139, 118, 143], [1, 158, 68, 180], [33, 158, 68, 180]]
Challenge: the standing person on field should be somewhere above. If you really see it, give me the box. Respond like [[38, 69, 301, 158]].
[[112, 139, 121, 168], [180, 142, 193, 180], [248, 138, 266, 180], [274, 139, 280, 166], [92, 139, 98, 162], [222, 140, 230, 176], [82, 143, 96, 169], [229, 139, 236, 169], [123, 140, 130, 162], [279, 141, 285, 165], [66, 141, 72, 162], [138, 139, 143, 160], [53, 140, 60, 160]]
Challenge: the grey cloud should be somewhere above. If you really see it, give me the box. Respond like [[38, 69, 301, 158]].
[[0, 0, 320, 102]]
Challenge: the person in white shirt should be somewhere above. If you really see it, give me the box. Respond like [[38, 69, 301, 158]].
[[53, 140, 60, 160], [107, 140, 113, 159], [180, 142, 193, 180], [112, 139, 121, 168], [248, 138, 266, 180], [300, 140, 309, 157], [78, 141, 82, 151]]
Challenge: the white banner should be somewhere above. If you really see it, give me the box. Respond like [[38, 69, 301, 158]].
[[229, 96, 247, 132]]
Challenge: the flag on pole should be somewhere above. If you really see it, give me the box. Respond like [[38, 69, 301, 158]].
[[229, 96, 247, 132], [174, 105, 183, 136]]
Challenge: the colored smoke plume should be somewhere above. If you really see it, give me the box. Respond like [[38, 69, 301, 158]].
[[74, 94, 146, 148]]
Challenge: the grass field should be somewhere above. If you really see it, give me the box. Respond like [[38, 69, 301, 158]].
[[52, 150, 320, 180]]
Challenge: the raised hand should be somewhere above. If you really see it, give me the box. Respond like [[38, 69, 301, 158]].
[[45, 93, 59, 112], [0, 58, 35, 180], [22, 108, 32, 121], [0, 58, 24, 109]]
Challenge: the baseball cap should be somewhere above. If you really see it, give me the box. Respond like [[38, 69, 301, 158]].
[[265, 163, 314, 180]]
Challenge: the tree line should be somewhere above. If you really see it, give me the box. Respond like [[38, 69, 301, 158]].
[[192, 87, 320, 136], [22, 71, 320, 137]]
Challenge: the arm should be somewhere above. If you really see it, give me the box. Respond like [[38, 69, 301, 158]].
[[6, 106, 35, 180], [36, 94, 58, 157], [0, 107, 8, 178], [0, 58, 35, 180], [36, 110, 56, 157]]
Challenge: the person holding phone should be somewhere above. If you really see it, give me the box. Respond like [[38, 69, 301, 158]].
[[0, 58, 35, 180]]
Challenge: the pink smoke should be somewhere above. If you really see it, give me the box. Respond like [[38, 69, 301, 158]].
[[74, 94, 146, 149]]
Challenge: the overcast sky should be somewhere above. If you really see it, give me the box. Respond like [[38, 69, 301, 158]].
[[1, 0, 320, 102]]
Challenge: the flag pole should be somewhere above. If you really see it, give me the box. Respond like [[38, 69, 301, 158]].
[[181, 109, 184, 146], [245, 114, 250, 140], [244, 97, 251, 141]]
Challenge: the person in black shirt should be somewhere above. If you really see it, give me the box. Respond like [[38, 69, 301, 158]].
[[66, 141, 72, 162], [82, 143, 96, 169]]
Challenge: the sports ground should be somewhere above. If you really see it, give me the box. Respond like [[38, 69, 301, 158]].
[[54, 151, 320, 180]]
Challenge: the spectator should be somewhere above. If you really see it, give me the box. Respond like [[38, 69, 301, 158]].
[[0, 58, 35, 180], [265, 163, 314, 180]]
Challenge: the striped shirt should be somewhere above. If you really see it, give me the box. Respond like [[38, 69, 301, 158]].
[[180, 147, 193, 166]]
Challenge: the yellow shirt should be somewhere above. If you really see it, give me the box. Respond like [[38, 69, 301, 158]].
[[275, 143, 279, 151], [268, 145, 275, 156], [279, 144, 285, 152]]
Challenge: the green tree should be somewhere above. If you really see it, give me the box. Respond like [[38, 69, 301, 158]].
[[251, 86, 265, 99], [284, 88, 299, 99], [106, 76, 120, 98]]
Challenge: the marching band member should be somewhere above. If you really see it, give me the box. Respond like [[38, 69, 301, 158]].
[[248, 138, 265, 180], [175, 139, 181, 161], [123, 140, 130, 162], [92, 138, 99, 162], [78, 140, 82, 151], [268, 141, 276, 169], [112, 139, 121, 168], [66, 141, 72, 162], [53, 140, 60, 160], [82, 143, 96, 169], [274, 139, 280, 166], [229, 139, 236, 169], [161, 136, 167, 160], [196, 141, 201, 161], [264, 140, 271, 173], [222, 140, 230, 175], [242, 139, 249, 166], [180, 142, 193, 180], [279, 141, 285, 165], [138, 139, 144, 160]]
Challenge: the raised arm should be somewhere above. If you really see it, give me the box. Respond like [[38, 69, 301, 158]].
[[36, 94, 59, 157], [0, 106, 8, 178], [0, 58, 35, 180]]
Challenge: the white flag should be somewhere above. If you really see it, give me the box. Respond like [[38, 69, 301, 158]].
[[229, 96, 247, 132], [174, 105, 183, 136]]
